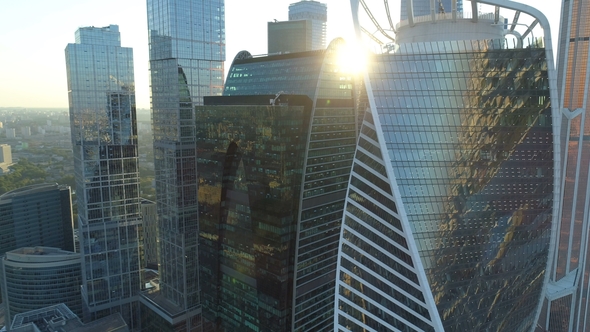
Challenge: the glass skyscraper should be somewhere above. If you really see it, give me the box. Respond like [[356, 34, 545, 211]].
[[0, 183, 75, 306], [400, 0, 463, 21], [335, 1, 559, 331], [288, 0, 327, 50], [0, 183, 74, 254], [65, 25, 143, 329], [141, 1, 225, 331], [198, 38, 360, 331], [541, 0, 590, 330], [1, 247, 82, 327]]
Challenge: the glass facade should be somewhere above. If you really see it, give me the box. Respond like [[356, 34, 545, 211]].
[[196, 96, 312, 331], [65, 25, 143, 329], [0, 247, 82, 327], [0, 184, 74, 254], [545, 0, 590, 330], [203, 38, 360, 331], [268, 20, 313, 54], [143, 0, 225, 330], [400, 0, 463, 21], [288, 0, 327, 51], [335, 11, 555, 331]]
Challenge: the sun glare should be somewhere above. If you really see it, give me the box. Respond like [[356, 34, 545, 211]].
[[337, 41, 369, 75]]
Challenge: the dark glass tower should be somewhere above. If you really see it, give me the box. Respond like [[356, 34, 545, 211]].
[[336, 1, 558, 331], [198, 39, 360, 331], [65, 25, 143, 329], [141, 1, 225, 331], [0, 183, 75, 306], [0, 183, 74, 254]]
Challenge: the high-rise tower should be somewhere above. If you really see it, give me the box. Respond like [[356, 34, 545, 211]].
[[65, 25, 143, 329], [0, 183, 74, 254], [400, 0, 463, 21], [1, 247, 82, 327], [141, 1, 225, 331], [541, 0, 590, 330], [197, 39, 360, 331], [289, 0, 327, 50], [335, 1, 559, 331]]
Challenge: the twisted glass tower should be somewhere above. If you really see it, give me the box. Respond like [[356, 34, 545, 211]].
[[65, 25, 143, 329], [335, 1, 559, 331], [141, 1, 225, 331]]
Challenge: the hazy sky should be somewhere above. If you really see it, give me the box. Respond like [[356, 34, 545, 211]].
[[0, 0, 560, 109]]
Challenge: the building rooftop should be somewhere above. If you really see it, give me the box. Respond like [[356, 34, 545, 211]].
[[10, 304, 128, 332], [3, 247, 80, 264], [0, 183, 68, 202]]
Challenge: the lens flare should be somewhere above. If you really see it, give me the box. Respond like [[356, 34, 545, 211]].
[[336, 41, 368, 75]]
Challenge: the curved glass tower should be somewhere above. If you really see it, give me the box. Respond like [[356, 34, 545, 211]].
[[1, 247, 82, 327], [335, 1, 560, 331], [199, 39, 360, 331]]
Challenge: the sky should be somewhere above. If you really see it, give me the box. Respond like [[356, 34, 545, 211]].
[[0, 0, 560, 109]]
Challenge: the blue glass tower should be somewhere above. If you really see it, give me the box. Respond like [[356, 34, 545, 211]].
[[65, 25, 143, 329], [141, 1, 225, 331]]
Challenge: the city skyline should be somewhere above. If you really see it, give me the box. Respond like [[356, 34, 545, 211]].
[[0, 0, 558, 109]]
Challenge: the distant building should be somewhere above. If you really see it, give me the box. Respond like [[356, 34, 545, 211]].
[[141, 199, 158, 269], [0, 144, 12, 165], [9, 303, 128, 332], [0, 144, 12, 174], [0, 247, 82, 327], [6, 128, 15, 139], [20, 127, 30, 138], [268, 20, 312, 54], [268, 0, 327, 54], [400, 0, 463, 21], [289, 0, 327, 50], [65, 24, 143, 328]]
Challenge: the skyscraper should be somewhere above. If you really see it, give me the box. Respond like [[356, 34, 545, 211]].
[[0, 183, 74, 254], [268, 20, 313, 54], [1, 247, 82, 327], [141, 199, 158, 270], [198, 38, 359, 331], [0, 144, 12, 164], [0, 183, 75, 305], [289, 0, 327, 50], [65, 25, 143, 328], [335, 1, 558, 331], [541, 0, 590, 330], [141, 1, 225, 331], [400, 0, 463, 21]]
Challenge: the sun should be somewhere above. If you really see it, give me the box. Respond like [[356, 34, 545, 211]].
[[336, 41, 369, 75]]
